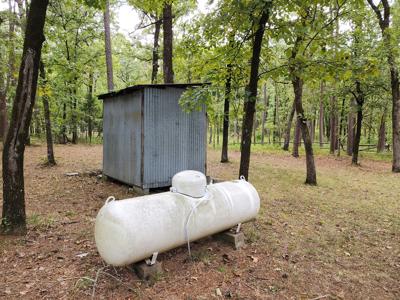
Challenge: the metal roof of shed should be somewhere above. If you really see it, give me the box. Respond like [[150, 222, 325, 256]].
[[98, 83, 209, 99]]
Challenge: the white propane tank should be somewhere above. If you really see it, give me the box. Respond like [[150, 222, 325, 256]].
[[95, 171, 260, 266]]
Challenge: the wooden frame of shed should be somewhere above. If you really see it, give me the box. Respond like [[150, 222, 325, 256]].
[[99, 84, 207, 191]]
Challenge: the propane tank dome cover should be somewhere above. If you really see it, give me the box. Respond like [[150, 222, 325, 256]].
[[171, 170, 207, 198]]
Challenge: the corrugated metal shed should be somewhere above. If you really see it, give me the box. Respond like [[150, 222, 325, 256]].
[[100, 84, 207, 190]]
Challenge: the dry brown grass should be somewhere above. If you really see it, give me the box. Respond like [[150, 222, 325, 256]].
[[0, 144, 399, 299]]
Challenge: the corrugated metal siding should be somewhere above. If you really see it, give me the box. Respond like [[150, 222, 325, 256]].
[[103, 92, 142, 186], [142, 87, 206, 188]]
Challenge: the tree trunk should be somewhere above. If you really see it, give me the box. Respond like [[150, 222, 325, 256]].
[[273, 82, 280, 144], [39, 62, 55, 165], [0, 91, 7, 141], [367, 0, 400, 172], [87, 72, 94, 144], [261, 83, 269, 145], [104, 0, 114, 92], [0, 34, 8, 140], [338, 98, 345, 156], [292, 117, 301, 158], [239, 7, 270, 180], [221, 64, 232, 163], [71, 82, 78, 144], [60, 102, 67, 144], [319, 81, 324, 147], [292, 76, 317, 184], [329, 96, 337, 154], [2, 0, 49, 234], [234, 118, 239, 144], [377, 108, 387, 152], [216, 115, 220, 145], [162, 2, 174, 83], [347, 99, 355, 155], [283, 101, 295, 151], [352, 82, 364, 165], [208, 118, 212, 144], [151, 19, 161, 84]]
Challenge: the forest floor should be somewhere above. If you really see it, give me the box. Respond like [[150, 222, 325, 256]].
[[0, 144, 399, 299]]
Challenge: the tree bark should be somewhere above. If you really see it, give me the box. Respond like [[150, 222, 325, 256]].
[[2, 0, 49, 234], [319, 81, 324, 147], [347, 99, 356, 155], [162, 2, 174, 83], [292, 77, 317, 184], [221, 64, 232, 163], [292, 117, 301, 158], [352, 82, 364, 165], [329, 95, 337, 154], [0, 40, 8, 141], [261, 83, 269, 145], [208, 117, 212, 144], [283, 101, 295, 151], [337, 98, 345, 156], [103, 0, 114, 92], [151, 19, 161, 84], [367, 0, 400, 172], [239, 6, 270, 180], [87, 72, 94, 143], [273, 82, 280, 144], [377, 108, 387, 152], [39, 62, 55, 165], [216, 115, 220, 145]]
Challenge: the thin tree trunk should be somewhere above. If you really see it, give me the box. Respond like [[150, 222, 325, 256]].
[[39, 62, 55, 165], [60, 102, 67, 144], [104, 0, 114, 92], [274, 81, 280, 143], [329, 95, 337, 154], [87, 72, 94, 144], [151, 19, 161, 84], [216, 115, 220, 145], [71, 81, 78, 144], [0, 34, 8, 140], [352, 82, 364, 165], [367, 0, 400, 172], [347, 99, 355, 155], [208, 118, 212, 145], [162, 2, 174, 83], [213, 119, 216, 149], [292, 117, 301, 158], [234, 118, 239, 144], [239, 6, 270, 180], [319, 81, 324, 147], [261, 83, 269, 145], [253, 119, 257, 145], [338, 98, 345, 156], [221, 64, 232, 163], [292, 76, 317, 184], [311, 118, 316, 142], [283, 101, 295, 151], [377, 108, 387, 152], [2, 0, 49, 234], [272, 87, 277, 144]]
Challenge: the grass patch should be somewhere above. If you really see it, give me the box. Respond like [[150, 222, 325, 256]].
[[27, 213, 56, 231]]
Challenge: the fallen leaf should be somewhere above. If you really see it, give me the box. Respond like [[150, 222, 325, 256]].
[[76, 252, 88, 258], [248, 255, 259, 263], [216, 288, 222, 297]]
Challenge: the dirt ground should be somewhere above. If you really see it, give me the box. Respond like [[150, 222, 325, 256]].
[[0, 144, 399, 299]]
